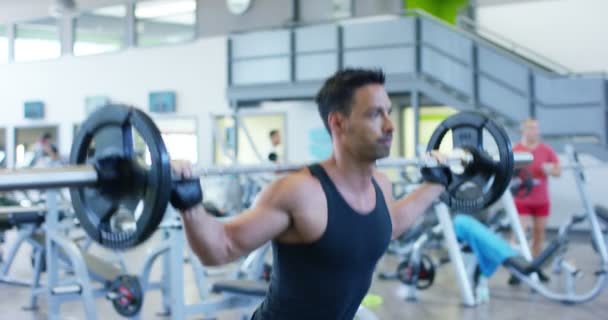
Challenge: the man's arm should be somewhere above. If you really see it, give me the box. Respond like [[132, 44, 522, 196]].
[[175, 163, 294, 266], [374, 172, 444, 239], [390, 183, 445, 238], [543, 146, 561, 177]]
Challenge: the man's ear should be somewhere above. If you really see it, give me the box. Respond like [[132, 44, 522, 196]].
[[328, 112, 345, 136]]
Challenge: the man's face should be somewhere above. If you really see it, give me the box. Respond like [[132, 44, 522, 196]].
[[522, 120, 540, 143], [333, 84, 394, 161], [270, 132, 281, 146]]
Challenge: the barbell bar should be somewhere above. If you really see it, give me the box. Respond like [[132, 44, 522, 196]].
[[0, 105, 530, 249], [0, 149, 533, 192]]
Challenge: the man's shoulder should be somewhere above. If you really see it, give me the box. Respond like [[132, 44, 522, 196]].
[[271, 169, 322, 200]]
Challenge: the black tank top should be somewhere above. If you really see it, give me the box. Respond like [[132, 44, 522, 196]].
[[252, 164, 392, 320]]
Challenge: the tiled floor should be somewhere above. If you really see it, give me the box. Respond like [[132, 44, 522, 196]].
[[0, 229, 606, 320]]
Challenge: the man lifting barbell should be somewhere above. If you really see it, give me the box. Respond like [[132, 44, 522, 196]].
[[169, 68, 512, 320], [0, 68, 529, 319]]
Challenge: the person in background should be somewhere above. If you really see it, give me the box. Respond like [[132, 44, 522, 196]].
[[29, 132, 53, 167], [267, 129, 282, 163], [511, 118, 560, 283]]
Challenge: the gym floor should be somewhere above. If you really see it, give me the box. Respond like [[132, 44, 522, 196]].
[[1, 229, 606, 320]]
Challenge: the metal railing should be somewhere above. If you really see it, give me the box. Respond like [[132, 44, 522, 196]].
[[455, 14, 572, 75]]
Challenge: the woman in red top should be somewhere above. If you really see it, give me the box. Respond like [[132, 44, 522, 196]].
[[513, 119, 561, 273]]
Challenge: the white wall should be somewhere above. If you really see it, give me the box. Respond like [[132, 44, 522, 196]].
[[476, 0, 608, 72], [0, 36, 230, 167]]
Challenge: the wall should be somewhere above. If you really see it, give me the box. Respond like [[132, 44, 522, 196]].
[[0, 35, 229, 167], [476, 0, 608, 72]]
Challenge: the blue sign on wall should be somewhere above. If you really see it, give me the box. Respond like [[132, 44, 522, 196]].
[[149, 91, 176, 113], [24, 101, 44, 119], [85, 96, 110, 115]]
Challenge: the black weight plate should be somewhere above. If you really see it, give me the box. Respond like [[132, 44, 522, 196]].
[[70, 105, 171, 249], [427, 112, 514, 211], [109, 275, 143, 317], [415, 254, 435, 290], [396, 254, 435, 290]]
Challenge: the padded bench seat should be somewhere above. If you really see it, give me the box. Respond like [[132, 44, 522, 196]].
[[211, 280, 268, 297]]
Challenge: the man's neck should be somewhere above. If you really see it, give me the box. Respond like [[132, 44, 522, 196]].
[[324, 154, 375, 192]]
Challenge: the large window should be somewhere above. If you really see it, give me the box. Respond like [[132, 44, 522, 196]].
[[14, 18, 60, 62], [74, 5, 126, 56], [135, 0, 196, 46], [0, 25, 8, 64]]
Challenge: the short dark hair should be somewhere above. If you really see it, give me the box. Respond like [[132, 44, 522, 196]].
[[41, 132, 52, 140], [315, 68, 385, 133], [269, 129, 279, 138]]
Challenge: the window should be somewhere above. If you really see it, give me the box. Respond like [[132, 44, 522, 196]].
[[74, 5, 126, 56], [14, 18, 60, 62], [135, 0, 196, 46], [0, 25, 8, 64], [333, 0, 352, 19]]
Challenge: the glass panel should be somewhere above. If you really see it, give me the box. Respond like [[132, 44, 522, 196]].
[[0, 25, 8, 64], [135, 0, 196, 46], [14, 18, 60, 62], [0, 128, 5, 168], [74, 5, 126, 56], [214, 116, 237, 165]]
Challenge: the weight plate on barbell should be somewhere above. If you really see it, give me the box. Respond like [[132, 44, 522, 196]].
[[70, 105, 172, 249], [427, 112, 514, 211]]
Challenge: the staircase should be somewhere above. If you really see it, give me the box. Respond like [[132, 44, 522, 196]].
[[226, 10, 608, 158]]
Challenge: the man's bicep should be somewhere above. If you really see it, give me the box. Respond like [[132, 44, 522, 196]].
[[224, 204, 290, 257], [223, 179, 293, 258]]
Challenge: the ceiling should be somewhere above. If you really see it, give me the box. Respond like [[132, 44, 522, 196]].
[[0, 0, 562, 24], [0, 0, 122, 23]]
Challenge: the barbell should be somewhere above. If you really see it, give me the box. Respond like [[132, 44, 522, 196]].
[[0, 105, 531, 249]]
